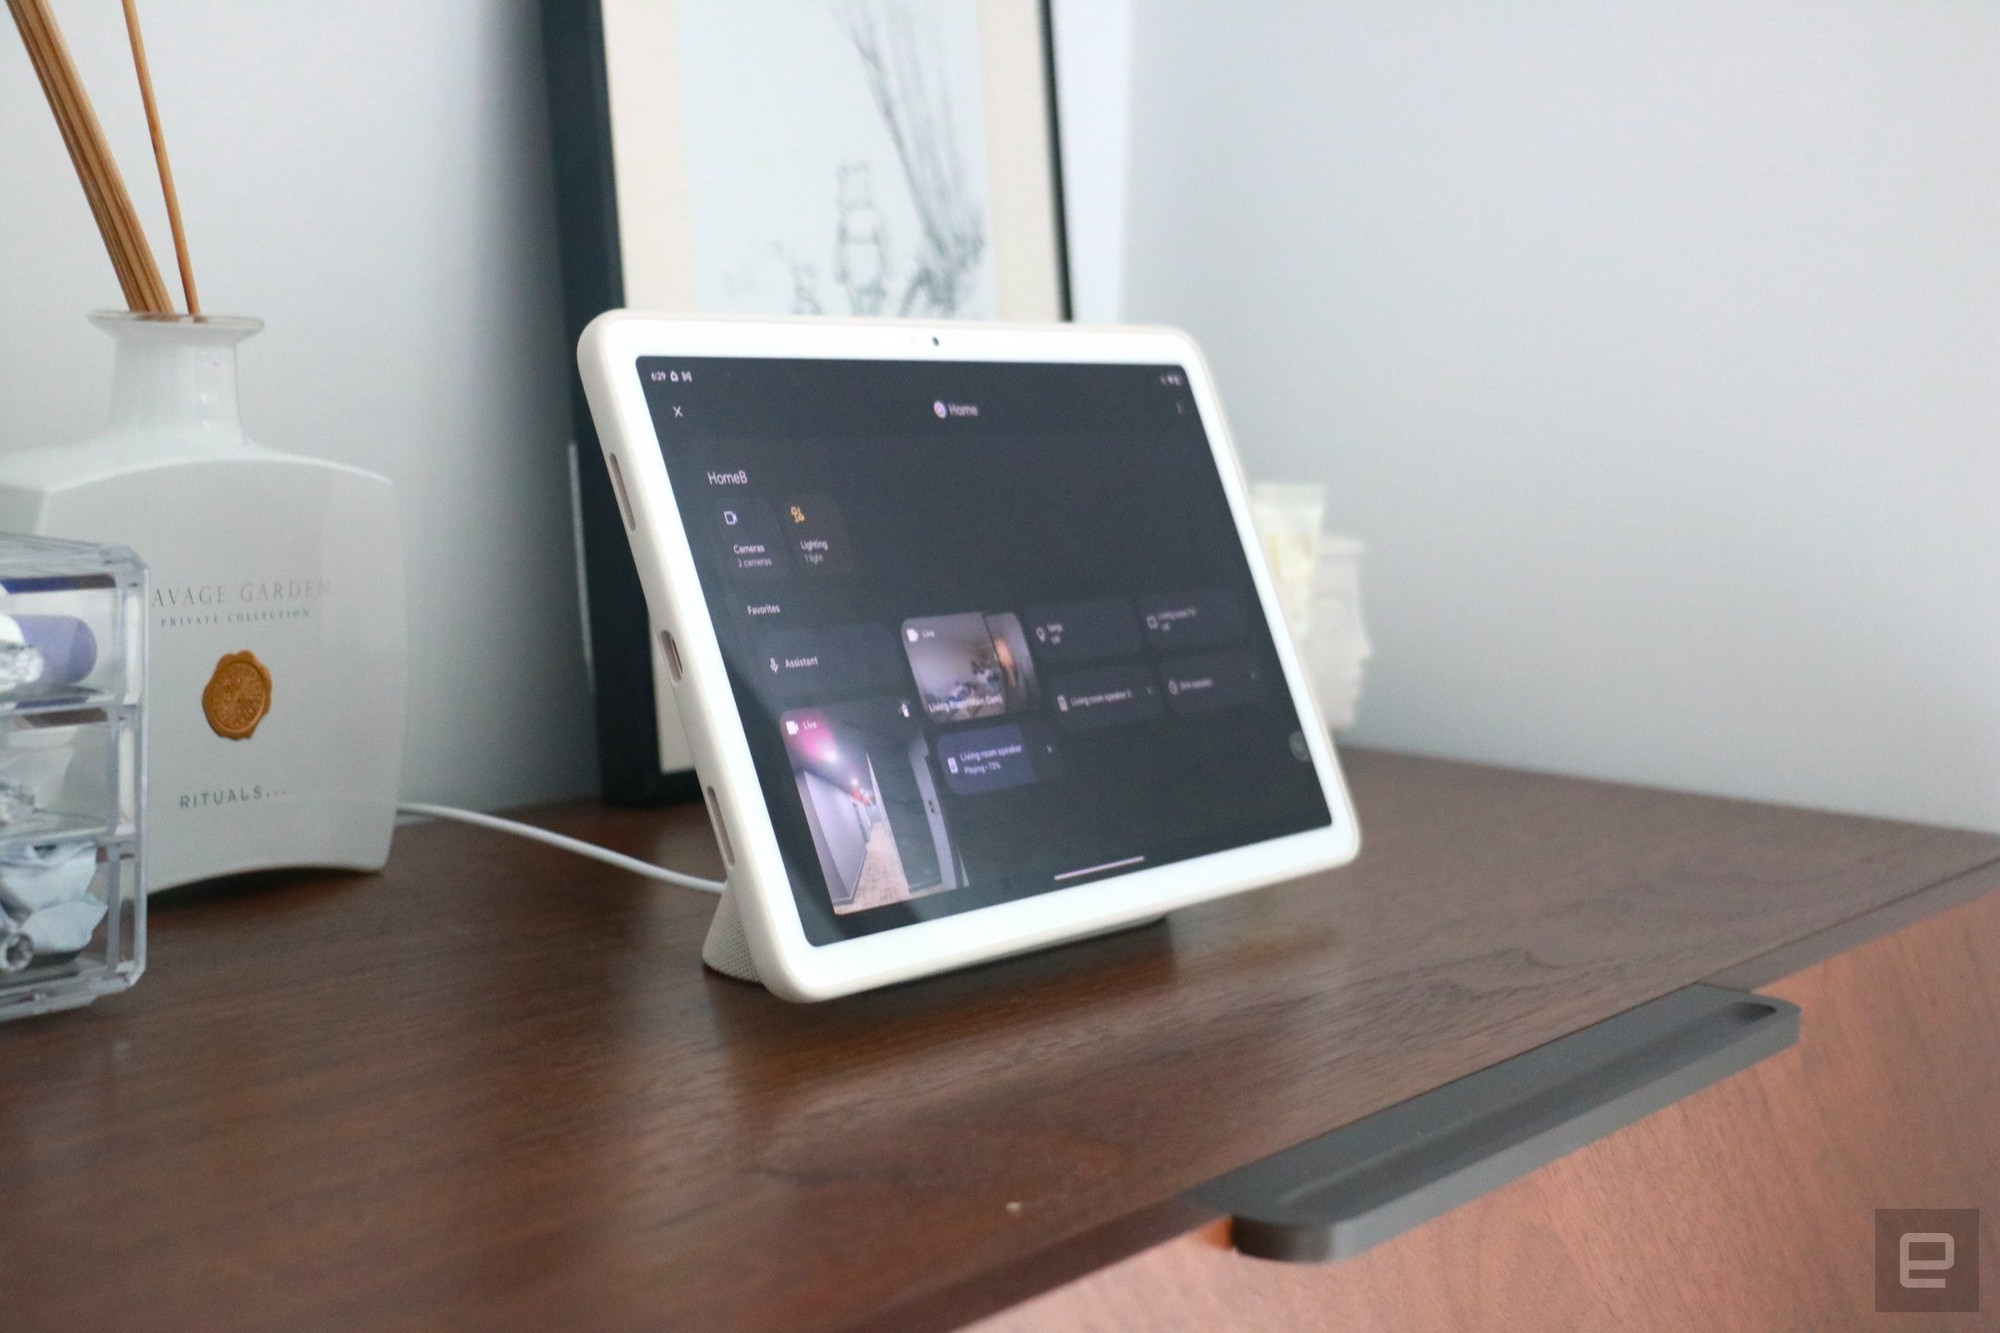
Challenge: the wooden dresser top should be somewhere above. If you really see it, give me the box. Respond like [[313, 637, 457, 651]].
[[4, 748, 1995, 1332]]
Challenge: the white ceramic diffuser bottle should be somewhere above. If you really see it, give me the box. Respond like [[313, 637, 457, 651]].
[[0, 312, 406, 889]]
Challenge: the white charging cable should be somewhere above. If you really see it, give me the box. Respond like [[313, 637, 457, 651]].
[[397, 803, 726, 894]]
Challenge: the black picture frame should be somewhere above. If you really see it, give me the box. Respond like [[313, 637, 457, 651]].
[[541, 0, 1073, 802]]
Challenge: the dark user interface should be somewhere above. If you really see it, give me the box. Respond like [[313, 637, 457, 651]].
[[639, 357, 1330, 946]]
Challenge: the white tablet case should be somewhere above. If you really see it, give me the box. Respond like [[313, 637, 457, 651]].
[[581, 316, 1359, 1000]]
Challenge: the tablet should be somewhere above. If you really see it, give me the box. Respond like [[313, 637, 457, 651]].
[[579, 314, 1359, 1000]]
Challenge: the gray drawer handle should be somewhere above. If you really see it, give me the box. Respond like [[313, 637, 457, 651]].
[[1186, 983, 1799, 1263]]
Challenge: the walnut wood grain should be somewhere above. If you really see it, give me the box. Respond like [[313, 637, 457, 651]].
[[0, 749, 1995, 1332], [971, 874, 2000, 1332]]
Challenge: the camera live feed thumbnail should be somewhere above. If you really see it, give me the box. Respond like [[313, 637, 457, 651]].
[[902, 612, 1039, 721], [782, 700, 960, 914]]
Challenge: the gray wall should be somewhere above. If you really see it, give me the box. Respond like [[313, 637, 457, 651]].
[[1049, 0, 1134, 324], [1122, 1, 2000, 828], [1, 0, 594, 809], [11, 1, 1993, 829]]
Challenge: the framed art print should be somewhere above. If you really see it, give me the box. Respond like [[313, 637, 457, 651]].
[[543, 0, 1072, 801]]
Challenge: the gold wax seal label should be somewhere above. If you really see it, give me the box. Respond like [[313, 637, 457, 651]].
[[202, 650, 272, 740]]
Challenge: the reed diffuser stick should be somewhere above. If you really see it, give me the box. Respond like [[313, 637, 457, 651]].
[[8, 0, 140, 306], [119, 0, 196, 315], [13, 0, 162, 309], [6, 0, 171, 313]]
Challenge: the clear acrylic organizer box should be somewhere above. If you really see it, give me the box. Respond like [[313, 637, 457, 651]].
[[0, 534, 145, 1020]]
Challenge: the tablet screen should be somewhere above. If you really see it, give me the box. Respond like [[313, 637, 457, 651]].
[[639, 358, 1331, 944]]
